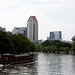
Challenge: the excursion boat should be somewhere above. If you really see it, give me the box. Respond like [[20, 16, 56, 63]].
[[0, 53, 35, 64]]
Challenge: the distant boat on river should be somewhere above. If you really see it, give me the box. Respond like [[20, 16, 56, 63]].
[[0, 53, 35, 64]]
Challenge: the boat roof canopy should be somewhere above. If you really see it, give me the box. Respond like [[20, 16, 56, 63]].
[[3, 53, 32, 57]]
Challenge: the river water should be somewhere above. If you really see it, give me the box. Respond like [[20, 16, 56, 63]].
[[0, 53, 75, 75]]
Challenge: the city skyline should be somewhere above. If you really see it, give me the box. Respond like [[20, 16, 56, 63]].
[[0, 0, 75, 41]]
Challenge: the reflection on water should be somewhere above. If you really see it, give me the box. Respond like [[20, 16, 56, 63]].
[[37, 53, 62, 75], [0, 53, 75, 75]]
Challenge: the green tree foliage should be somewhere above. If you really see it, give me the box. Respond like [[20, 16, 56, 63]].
[[72, 42, 75, 53], [35, 44, 43, 52], [63, 47, 69, 54], [29, 42, 35, 52], [0, 30, 35, 54], [0, 30, 14, 53], [42, 40, 62, 47], [40, 40, 72, 54], [42, 47, 49, 53], [41, 40, 51, 47], [11, 34, 35, 53]]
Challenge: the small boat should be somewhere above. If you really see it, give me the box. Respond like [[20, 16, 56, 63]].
[[0, 53, 35, 64]]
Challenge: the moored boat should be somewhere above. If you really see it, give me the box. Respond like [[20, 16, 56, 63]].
[[0, 53, 35, 64]]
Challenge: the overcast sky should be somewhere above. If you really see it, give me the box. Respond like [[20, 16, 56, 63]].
[[0, 0, 75, 41]]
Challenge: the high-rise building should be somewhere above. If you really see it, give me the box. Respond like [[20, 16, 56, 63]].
[[49, 31, 62, 40], [27, 16, 38, 43], [12, 27, 27, 37]]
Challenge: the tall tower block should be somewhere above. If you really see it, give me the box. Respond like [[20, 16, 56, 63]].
[[27, 16, 38, 43]]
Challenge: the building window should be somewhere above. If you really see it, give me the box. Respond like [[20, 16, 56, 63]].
[[33, 24, 35, 40]]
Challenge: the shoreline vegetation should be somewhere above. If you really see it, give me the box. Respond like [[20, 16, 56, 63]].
[[0, 28, 75, 55], [35, 40, 75, 54], [0, 29, 35, 54]]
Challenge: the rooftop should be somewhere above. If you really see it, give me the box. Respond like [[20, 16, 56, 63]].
[[29, 16, 37, 20]]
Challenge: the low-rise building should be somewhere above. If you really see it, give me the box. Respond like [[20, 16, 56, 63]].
[[12, 27, 27, 37]]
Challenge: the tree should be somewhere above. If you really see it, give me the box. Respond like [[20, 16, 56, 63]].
[[63, 47, 70, 54], [35, 44, 43, 52], [0, 30, 35, 54], [50, 46, 57, 53], [41, 40, 51, 47], [0, 31, 14, 53], [12, 34, 34, 53], [72, 42, 75, 53]]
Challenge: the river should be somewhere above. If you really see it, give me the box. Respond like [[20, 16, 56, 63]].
[[0, 53, 75, 75]]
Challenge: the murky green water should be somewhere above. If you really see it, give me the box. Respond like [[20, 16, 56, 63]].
[[0, 53, 75, 75]]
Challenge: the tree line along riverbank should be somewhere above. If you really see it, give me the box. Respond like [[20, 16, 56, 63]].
[[0, 29, 75, 54], [0, 30, 35, 54], [35, 40, 75, 54]]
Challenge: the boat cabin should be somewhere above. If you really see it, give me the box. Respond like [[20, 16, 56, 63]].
[[0, 53, 34, 64]]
